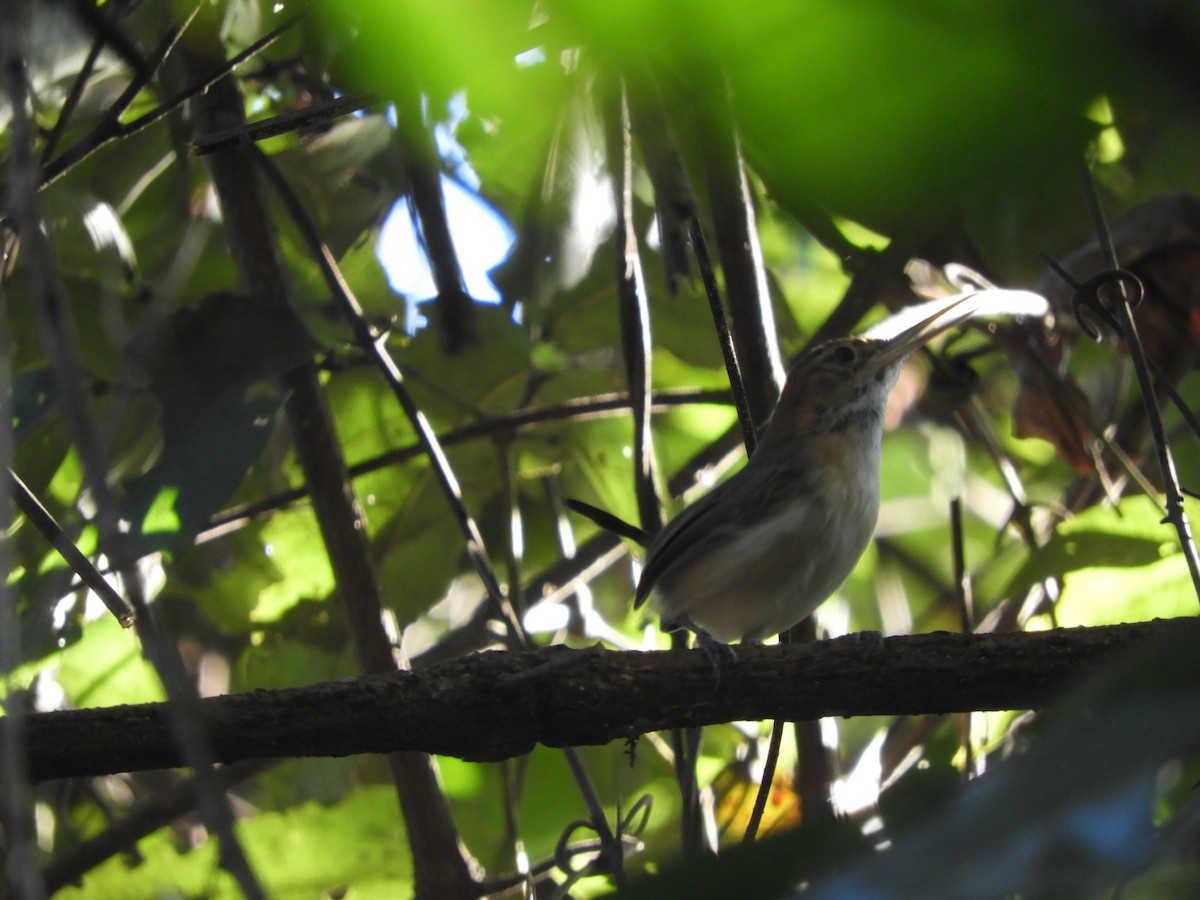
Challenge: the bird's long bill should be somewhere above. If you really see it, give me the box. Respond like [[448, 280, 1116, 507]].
[[868, 292, 984, 370]]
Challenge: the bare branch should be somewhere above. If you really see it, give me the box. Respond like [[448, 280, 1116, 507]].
[[18, 619, 1197, 782]]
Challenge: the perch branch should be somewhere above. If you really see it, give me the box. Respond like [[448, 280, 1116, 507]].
[[16, 619, 1197, 782]]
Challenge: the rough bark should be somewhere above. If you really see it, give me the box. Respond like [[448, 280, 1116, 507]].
[[19, 618, 1196, 782]]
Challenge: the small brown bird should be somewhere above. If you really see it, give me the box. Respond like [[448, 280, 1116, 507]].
[[634, 293, 988, 645]]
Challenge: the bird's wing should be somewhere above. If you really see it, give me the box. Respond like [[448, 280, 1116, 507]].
[[634, 462, 793, 608]]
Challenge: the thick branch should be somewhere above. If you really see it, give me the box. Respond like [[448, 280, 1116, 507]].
[[20, 619, 1195, 782], [183, 29, 478, 899]]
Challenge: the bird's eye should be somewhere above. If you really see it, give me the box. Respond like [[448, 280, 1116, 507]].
[[832, 345, 856, 365]]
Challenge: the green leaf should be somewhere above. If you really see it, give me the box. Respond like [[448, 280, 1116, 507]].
[[58, 787, 413, 899], [122, 294, 317, 557], [168, 525, 289, 635], [12, 366, 58, 440], [1058, 556, 1196, 627], [55, 614, 165, 709], [249, 512, 337, 626], [1004, 496, 1180, 603], [398, 304, 532, 417]]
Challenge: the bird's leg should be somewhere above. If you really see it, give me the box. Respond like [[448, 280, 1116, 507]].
[[663, 615, 738, 676], [851, 629, 884, 644]]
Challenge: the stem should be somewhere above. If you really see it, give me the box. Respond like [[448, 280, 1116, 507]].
[[1080, 167, 1200, 604]]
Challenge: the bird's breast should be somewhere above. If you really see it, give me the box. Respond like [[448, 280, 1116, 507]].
[[650, 443, 883, 643]]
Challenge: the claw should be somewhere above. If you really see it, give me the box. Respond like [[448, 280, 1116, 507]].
[[664, 615, 737, 681]]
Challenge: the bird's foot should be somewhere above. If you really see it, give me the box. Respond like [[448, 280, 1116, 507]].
[[850, 629, 884, 645], [696, 631, 738, 679], [664, 616, 736, 679]]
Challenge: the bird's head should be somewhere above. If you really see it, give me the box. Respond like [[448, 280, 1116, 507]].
[[768, 293, 980, 439]]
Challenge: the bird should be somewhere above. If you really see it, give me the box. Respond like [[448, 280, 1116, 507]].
[[634, 293, 985, 646]]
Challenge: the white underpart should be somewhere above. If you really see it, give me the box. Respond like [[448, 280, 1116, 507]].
[[651, 443, 883, 644]]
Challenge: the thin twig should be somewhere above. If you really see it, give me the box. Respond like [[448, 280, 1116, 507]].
[[40, 31, 106, 163], [41, 760, 271, 894], [497, 753, 534, 898], [743, 721, 784, 842], [699, 72, 783, 429], [953, 398, 1037, 549], [1146, 356, 1200, 447], [626, 68, 693, 293], [950, 497, 974, 780], [191, 93, 373, 155], [609, 81, 662, 536], [687, 216, 758, 455], [201, 388, 728, 536], [1079, 167, 1200, 603], [563, 746, 625, 887], [254, 147, 527, 649], [41, 14, 299, 188], [3, 13, 264, 896], [66, 0, 151, 78], [1016, 320, 1163, 511], [807, 242, 919, 348], [494, 450, 614, 899], [949, 498, 973, 634], [499, 440, 525, 621], [394, 80, 474, 350], [8, 469, 135, 626], [0, 9, 41, 891], [39, 5, 202, 187], [791, 617, 836, 825]]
